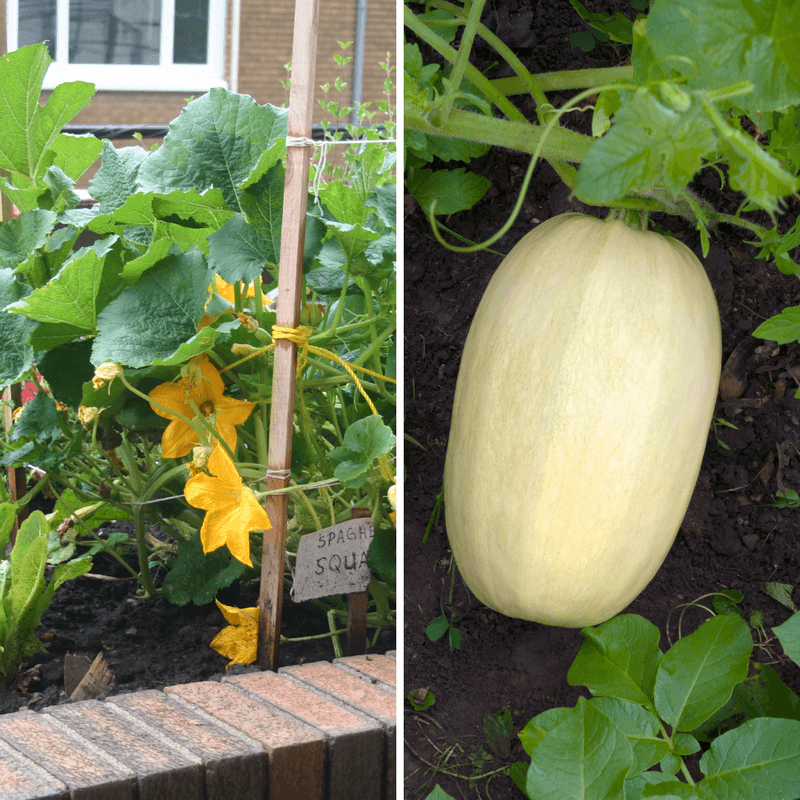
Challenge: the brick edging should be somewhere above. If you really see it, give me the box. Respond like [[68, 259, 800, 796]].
[[0, 652, 396, 800]]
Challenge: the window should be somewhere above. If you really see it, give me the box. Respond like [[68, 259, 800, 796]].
[[8, 0, 226, 91]]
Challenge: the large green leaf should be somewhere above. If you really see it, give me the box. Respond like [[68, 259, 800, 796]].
[[568, 614, 663, 709], [698, 718, 800, 799], [0, 210, 58, 271], [526, 698, 632, 800], [654, 615, 752, 732], [88, 142, 148, 213], [646, 0, 800, 113], [0, 44, 94, 180], [589, 697, 670, 774], [92, 247, 213, 367], [773, 611, 800, 666], [9, 244, 121, 333], [0, 268, 36, 388], [136, 90, 288, 211], [329, 415, 396, 488], [161, 533, 246, 606]]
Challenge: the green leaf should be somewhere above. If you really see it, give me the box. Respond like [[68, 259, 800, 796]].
[[425, 614, 450, 642], [0, 210, 58, 270], [646, 0, 800, 113], [526, 698, 632, 800], [207, 212, 277, 284], [753, 305, 800, 344], [329, 415, 396, 488], [9, 245, 121, 334], [654, 614, 752, 732], [151, 188, 234, 230], [421, 788, 455, 800], [0, 44, 95, 181], [762, 582, 799, 612], [161, 533, 246, 606], [37, 339, 96, 408], [773, 611, 800, 666], [568, 614, 663, 709], [575, 86, 717, 203], [88, 142, 148, 213], [92, 247, 213, 367], [698, 717, 800, 799], [693, 662, 800, 743], [367, 525, 395, 580], [406, 167, 492, 215], [639, 779, 699, 799], [589, 696, 670, 774], [49, 133, 103, 184], [136, 89, 288, 211], [0, 268, 36, 388], [519, 707, 574, 757]]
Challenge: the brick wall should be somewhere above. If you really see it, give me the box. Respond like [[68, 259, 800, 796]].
[[1, 0, 395, 128]]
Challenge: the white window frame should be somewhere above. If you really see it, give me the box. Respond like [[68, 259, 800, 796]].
[[7, 0, 228, 91]]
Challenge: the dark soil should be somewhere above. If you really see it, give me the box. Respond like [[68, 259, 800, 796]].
[[0, 518, 395, 715], [403, 2, 800, 798]]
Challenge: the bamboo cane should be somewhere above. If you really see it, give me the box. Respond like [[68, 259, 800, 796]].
[[257, 0, 320, 670]]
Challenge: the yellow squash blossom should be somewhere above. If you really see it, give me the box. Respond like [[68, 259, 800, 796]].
[[148, 356, 255, 458], [213, 275, 271, 307], [183, 446, 272, 566], [209, 600, 258, 667], [387, 478, 397, 524]]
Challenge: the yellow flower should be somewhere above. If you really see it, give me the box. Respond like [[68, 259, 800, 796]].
[[209, 600, 258, 667], [387, 478, 397, 524], [213, 276, 271, 306], [183, 446, 272, 566], [78, 406, 100, 426], [92, 361, 123, 390], [148, 356, 255, 459]]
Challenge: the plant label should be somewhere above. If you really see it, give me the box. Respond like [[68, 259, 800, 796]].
[[291, 517, 374, 602]]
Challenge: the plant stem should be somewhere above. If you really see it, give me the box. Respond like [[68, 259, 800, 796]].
[[491, 65, 635, 95], [407, 106, 594, 162]]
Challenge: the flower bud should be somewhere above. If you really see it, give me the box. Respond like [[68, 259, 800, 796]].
[[191, 445, 213, 470], [93, 361, 123, 390], [231, 343, 259, 357], [78, 406, 100, 426], [236, 312, 260, 334]]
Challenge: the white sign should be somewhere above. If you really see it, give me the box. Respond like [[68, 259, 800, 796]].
[[290, 517, 374, 602]]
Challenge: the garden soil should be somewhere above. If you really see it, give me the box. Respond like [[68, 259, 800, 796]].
[[404, 1, 800, 798], [0, 517, 395, 715]]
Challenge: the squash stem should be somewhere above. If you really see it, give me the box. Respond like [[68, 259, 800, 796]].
[[606, 208, 650, 231]]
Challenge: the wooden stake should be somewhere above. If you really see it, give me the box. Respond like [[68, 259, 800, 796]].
[[257, 0, 320, 671]]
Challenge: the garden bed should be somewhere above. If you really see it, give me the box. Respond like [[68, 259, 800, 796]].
[[403, 1, 800, 797], [0, 518, 396, 716]]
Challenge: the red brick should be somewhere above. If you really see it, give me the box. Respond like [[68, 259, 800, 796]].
[[165, 680, 325, 800], [226, 670, 384, 800], [333, 653, 398, 689], [44, 699, 203, 799], [0, 734, 68, 800], [108, 689, 265, 800], [0, 709, 136, 799], [281, 660, 396, 799]]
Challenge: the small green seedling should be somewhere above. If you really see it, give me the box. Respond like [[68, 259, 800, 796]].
[[426, 611, 468, 652]]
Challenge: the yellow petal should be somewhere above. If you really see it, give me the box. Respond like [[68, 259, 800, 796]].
[[209, 623, 257, 665], [215, 599, 258, 627], [208, 446, 242, 485], [184, 471, 226, 512]]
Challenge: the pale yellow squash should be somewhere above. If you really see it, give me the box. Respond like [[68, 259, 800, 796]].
[[444, 213, 722, 627]]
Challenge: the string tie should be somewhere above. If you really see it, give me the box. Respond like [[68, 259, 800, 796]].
[[222, 324, 396, 482]]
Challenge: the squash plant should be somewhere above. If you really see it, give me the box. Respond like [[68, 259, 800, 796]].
[[0, 43, 396, 653], [424, 606, 800, 800]]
